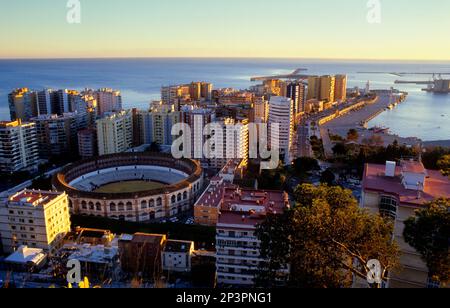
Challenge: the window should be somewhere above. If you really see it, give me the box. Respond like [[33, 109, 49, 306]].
[[183, 191, 188, 200], [171, 195, 176, 204], [380, 196, 398, 220], [141, 201, 148, 209], [177, 193, 182, 202], [118, 202, 125, 211], [110, 203, 117, 212], [126, 202, 133, 211]]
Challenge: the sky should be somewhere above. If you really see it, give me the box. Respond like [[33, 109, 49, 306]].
[[1, 0, 450, 60]]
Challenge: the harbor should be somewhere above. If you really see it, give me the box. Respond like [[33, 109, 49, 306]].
[[319, 90, 420, 157]]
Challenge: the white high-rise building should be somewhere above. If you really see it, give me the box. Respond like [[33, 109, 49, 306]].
[[0, 189, 71, 254], [0, 120, 39, 173], [97, 110, 133, 155], [207, 118, 249, 170], [268, 96, 294, 163]]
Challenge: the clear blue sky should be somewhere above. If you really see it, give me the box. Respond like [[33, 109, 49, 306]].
[[1, 0, 449, 60]]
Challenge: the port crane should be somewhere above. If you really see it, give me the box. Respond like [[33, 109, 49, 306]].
[[355, 71, 450, 93]]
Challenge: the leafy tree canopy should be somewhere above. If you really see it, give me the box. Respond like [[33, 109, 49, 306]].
[[257, 184, 399, 288], [404, 198, 450, 286]]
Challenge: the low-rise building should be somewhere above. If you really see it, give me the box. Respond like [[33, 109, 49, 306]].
[[118, 233, 166, 278], [4, 245, 47, 272], [361, 160, 450, 288], [0, 189, 71, 254], [194, 160, 244, 226], [162, 240, 195, 273]]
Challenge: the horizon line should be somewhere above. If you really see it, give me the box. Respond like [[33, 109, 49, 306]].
[[1, 56, 450, 63]]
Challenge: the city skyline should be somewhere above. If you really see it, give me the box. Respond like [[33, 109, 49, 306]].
[[1, 0, 450, 61]]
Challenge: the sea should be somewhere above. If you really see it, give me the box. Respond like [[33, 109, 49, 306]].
[[0, 58, 449, 142]]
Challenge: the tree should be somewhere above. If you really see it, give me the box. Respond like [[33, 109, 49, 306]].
[[256, 184, 399, 288], [347, 129, 359, 142], [293, 157, 320, 176], [403, 198, 450, 286], [437, 155, 450, 177], [422, 147, 450, 170], [332, 143, 347, 156], [320, 169, 336, 186]]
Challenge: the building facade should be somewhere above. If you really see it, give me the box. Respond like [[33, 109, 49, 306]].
[[268, 96, 294, 163], [0, 120, 39, 173], [95, 88, 123, 116], [334, 75, 348, 103], [162, 240, 195, 273], [216, 187, 290, 286], [31, 112, 87, 158], [78, 128, 98, 159], [0, 189, 71, 254], [8, 88, 38, 122], [96, 110, 133, 155]]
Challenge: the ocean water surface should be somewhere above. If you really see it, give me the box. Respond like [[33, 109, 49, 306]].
[[0, 58, 449, 141]]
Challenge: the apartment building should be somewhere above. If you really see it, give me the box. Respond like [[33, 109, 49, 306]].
[[96, 110, 133, 155], [162, 240, 195, 273], [8, 88, 38, 122], [180, 105, 215, 160], [78, 128, 98, 159], [334, 74, 348, 103], [134, 103, 181, 146], [268, 96, 294, 163], [204, 117, 249, 170], [194, 160, 244, 226], [286, 81, 306, 118], [216, 187, 290, 286], [361, 160, 450, 288], [31, 112, 87, 158], [95, 88, 123, 116], [253, 97, 269, 124], [0, 120, 39, 173], [0, 189, 71, 254]]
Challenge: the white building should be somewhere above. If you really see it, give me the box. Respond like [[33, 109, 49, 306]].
[[0, 120, 39, 173], [0, 190, 71, 254], [162, 240, 195, 273], [268, 96, 294, 163], [96, 110, 133, 155], [206, 118, 249, 170]]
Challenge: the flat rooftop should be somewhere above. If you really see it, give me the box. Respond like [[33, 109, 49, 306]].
[[363, 163, 450, 206], [6, 190, 63, 208], [218, 187, 289, 227], [164, 240, 194, 253]]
